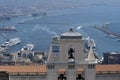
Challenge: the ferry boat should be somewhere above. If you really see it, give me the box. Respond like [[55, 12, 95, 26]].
[[1, 38, 21, 46], [0, 26, 17, 31], [21, 43, 34, 51]]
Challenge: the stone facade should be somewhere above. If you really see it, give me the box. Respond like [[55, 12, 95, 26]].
[[1, 71, 119, 80], [97, 74, 120, 80], [47, 28, 96, 80], [10, 75, 46, 80]]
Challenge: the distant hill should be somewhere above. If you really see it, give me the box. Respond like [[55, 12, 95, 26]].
[[0, 0, 120, 10]]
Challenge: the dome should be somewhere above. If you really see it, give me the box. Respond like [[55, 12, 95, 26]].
[[60, 28, 82, 39]]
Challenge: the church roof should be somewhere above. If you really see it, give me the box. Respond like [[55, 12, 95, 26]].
[[60, 28, 82, 39]]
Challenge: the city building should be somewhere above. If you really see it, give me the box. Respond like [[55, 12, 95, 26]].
[[102, 52, 120, 64], [0, 28, 120, 80], [0, 51, 46, 65]]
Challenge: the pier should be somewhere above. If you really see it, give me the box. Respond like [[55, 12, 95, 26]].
[[94, 25, 120, 39]]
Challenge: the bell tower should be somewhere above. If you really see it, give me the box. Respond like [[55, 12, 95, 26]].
[[59, 28, 85, 63], [46, 28, 96, 80]]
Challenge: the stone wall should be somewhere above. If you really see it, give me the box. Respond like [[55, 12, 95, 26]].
[[10, 75, 46, 80], [6, 73, 120, 80], [97, 74, 120, 80]]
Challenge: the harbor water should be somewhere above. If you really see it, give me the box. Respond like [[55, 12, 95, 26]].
[[0, 7, 120, 56]]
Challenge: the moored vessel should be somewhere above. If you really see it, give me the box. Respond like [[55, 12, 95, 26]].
[[0, 26, 17, 31], [85, 37, 96, 50], [21, 43, 34, 51], [1, 38, 21, 47]]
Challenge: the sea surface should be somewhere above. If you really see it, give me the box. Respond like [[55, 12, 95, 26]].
[[0, 7, 120, 56]]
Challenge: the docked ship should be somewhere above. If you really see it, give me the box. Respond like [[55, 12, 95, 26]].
[[0, 26, 17, 31], [1, 38, 21, 47], [85, 37, 96, 50], [21, 43, 34, 51]]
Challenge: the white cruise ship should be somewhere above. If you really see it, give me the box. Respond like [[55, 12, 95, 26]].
[[21, 43, 34, 51], [2, 38, 21, 46], [85, 37, 96, 49]]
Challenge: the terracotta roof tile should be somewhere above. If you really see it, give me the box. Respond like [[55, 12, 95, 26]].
[[0, 64, 120, 74], [76, 68, 84, 74], [96, 64, 120, 72], [58, 69, 66, 74], [0, 65, 47, 73]]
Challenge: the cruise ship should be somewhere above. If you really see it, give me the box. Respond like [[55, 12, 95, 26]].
[[21, 43, 34, 51], [85, 37, 96, 50], [1, 38, 21, 46]]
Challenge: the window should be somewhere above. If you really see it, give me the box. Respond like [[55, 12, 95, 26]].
[[47, 65, 55, 69], [52, 46, 60, 53], [68, 65, 75, 69], [88, 64, 95, 69]]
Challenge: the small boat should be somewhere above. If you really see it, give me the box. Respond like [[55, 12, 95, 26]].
[[21, 43, 34, 51], [0, 26, 17, 31], [106, 34, 117, 39], [1, 38, 21, 46]]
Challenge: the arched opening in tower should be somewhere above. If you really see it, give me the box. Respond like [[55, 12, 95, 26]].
[[58, 74, 66, 80], [68, 48, 75, 63], [76, 74, 84, 80]]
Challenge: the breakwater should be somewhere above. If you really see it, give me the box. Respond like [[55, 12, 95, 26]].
[[94, 25, 120, 39]]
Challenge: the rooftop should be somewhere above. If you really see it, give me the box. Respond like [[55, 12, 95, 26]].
[[0, 65, 120, 74], [60, 28, 82, 39], [0, 65, 46, 73], [96, 64, 120, 72]]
